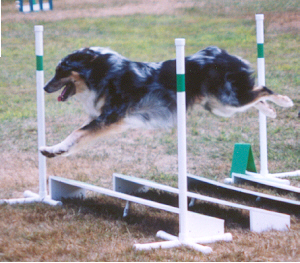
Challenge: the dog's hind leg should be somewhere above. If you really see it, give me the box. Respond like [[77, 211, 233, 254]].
[[254, 101, 277, 118], [265, 94, 294, 108], [40, 120, 127, 158], [252, 86, 293, 107], [249, 86, 293, 118], [214, 86, 294, 118]]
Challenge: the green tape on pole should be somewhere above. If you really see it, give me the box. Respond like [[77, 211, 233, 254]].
[[177, 74, 185, 92], [36, 55, 43, 71], [257, 43, 264, 58]]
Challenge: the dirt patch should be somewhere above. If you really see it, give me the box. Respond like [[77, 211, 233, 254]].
[[0, 152, 39, 199], [267, 12, 300, 32]]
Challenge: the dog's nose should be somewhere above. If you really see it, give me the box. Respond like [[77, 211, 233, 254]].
[[43, 77, 58, 93], [43, 83, 51, 93]]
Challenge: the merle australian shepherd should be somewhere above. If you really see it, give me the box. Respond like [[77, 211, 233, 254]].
[[40, 46, 293, 158]]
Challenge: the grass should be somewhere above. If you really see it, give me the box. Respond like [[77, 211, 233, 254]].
[[1, 198, 300, 261], [0, 0, 300, 261]]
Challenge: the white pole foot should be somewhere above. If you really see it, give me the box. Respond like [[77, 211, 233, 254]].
[[134, 240, 181, 251], [0, 191, 62, 206]]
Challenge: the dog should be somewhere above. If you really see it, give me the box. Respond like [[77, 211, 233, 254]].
[[40, 46, 293, 158]]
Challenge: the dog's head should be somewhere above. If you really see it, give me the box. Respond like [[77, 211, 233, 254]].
[[44, 48, 101, 102]]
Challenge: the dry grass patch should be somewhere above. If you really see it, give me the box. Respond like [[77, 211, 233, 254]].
[[1, 198, 300, 261]]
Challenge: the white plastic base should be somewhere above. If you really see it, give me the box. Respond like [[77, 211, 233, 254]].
[[134, 231, 232, 253], [231, 172, 300, 196], [268, 170, 300, 178], [226, 170, 300, 186], [245, 171, 291, 185], [0, 190, 62, 206], [224, 178, 234, 184]]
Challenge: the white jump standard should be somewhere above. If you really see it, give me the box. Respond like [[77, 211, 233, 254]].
[[0, 26, 60, 206], [133, 39, 232, 252], [227, 14, 300, 187], [255, 14, 299, 182]]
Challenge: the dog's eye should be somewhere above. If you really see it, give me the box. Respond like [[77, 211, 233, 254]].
[[56, 65, 71, 78]]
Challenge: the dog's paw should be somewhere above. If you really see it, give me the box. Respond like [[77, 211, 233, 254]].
[[40, 145, 69, 158], [263, 107, 277, 118], [273, 95, 294, 108], [255, 101, 277, 118]]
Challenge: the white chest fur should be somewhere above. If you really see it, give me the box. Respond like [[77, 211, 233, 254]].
[[76, 90, 105, 119]]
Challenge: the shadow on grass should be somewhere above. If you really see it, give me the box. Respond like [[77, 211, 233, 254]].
[[61, 195, 180, 237], [61, 191, 250, 234]]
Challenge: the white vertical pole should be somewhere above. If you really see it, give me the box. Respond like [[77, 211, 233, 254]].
[[0, 26, 61, 206], [35, 25, 47, 199], [256, 14, 269, 177], [175, 38, 188, 243]]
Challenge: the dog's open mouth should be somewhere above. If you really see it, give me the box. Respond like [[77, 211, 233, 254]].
[[57, 83, 75, 102]]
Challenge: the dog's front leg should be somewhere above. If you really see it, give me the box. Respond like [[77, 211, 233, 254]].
[[40, 119, 127, 158], [40, 129, 88, 158]]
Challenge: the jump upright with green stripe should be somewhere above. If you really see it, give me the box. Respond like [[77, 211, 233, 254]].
[[0, 26, 60, 205], [175, 38, 188, 244], [35, 25, 47, 200], [256, 14, 269, 177]]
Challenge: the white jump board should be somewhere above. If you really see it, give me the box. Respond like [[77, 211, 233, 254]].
[[49, 175, 226, 239], [50, 176, 178, 214], [188, 174, 300, 212], [113, 173, 290, 233], [232, 173, 300, 195]]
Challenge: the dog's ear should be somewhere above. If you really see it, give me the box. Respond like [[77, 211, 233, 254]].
[[82, 49, 99, 63], [90, 55, 98, 62]]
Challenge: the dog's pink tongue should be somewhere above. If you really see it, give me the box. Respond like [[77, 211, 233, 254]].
[[57, 86, 67, 102]]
